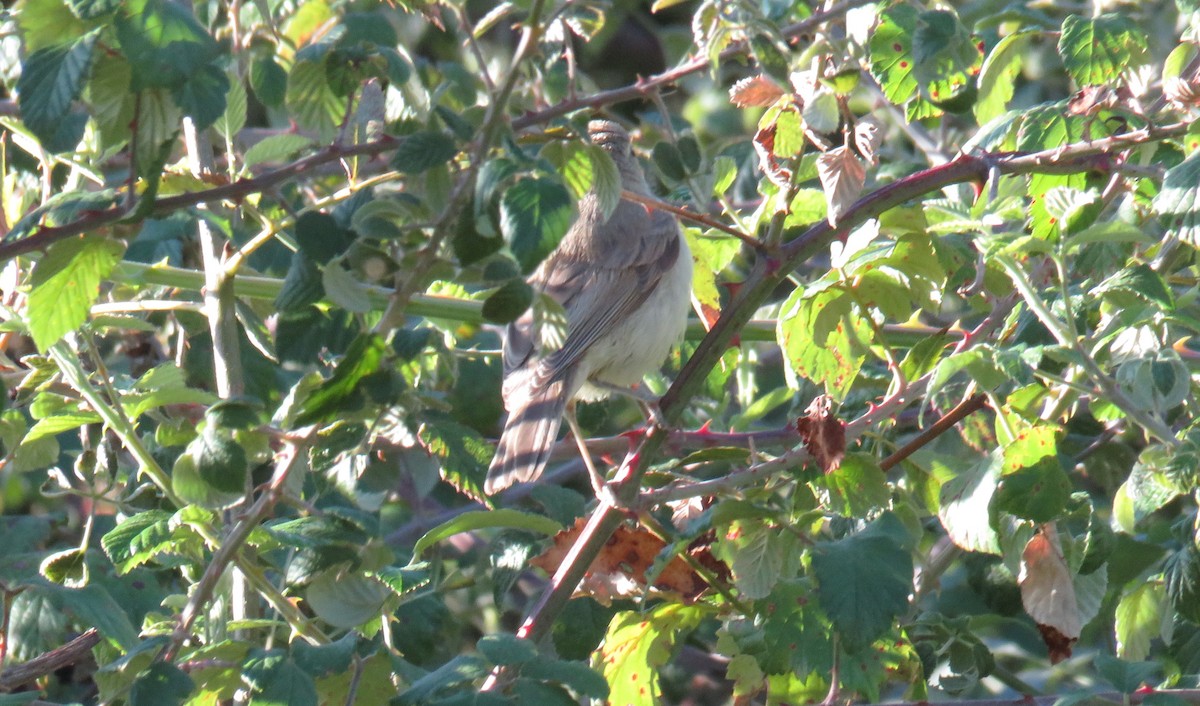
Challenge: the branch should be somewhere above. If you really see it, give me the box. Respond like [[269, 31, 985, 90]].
[[879, 394, 989, 472], [510, 0, 876, 131], [0, 628, 100, 691]]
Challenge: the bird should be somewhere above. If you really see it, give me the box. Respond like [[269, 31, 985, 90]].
[[484, 119, 693, 495]]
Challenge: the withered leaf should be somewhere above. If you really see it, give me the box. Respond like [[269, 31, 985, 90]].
[[795, 395, 846, 473], [729, 74, 786, 108], [530, 518, 710, 604], [1019, 523, 1080, 664], [816, 145, 867, 227]]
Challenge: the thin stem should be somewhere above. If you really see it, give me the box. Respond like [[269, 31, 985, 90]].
[[167, 440, 321, 659], [49, 343, 181, 507], [996, 254, 1178, 446]]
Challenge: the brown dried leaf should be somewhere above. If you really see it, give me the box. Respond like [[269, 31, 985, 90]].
[[795, 395, 845, 473], [815, 146, 867, 227], [1019, 523, 1080, 664], [729, 74, 786, 108], [854, 118, 882, 166], [530, 518, 710, 604], [1066, 85, 1120, 116], [752, 123, 792, 188]]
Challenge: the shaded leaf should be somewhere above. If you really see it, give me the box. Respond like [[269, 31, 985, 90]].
[[390, 130, 458, 174], [500, 177, 574, 274], [812, 513, 913, 650], [16, 32, 98, 152]]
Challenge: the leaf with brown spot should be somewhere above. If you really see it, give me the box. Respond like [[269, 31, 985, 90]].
[[795, 395, 846, 473]]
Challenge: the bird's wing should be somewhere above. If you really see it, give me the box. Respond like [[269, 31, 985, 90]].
[[534, 206, 682, 385]]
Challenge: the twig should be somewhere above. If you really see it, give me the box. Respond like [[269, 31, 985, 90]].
[[879, 394, 989, 471], [996, 254, 1178, 446], [165, 440, 321, 661], [509, 0, 876, 131], [619, 188, 766, 252], [0, 628, 101, 691]]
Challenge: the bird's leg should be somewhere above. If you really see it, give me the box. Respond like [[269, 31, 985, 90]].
[[565, 400, 608, 496], [591, 381, 669, 428]]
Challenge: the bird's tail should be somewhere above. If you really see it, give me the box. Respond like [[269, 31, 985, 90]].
[[485, 376, 570, 494]]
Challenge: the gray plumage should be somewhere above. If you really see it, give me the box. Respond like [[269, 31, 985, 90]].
[[484, 120, 693, 495]]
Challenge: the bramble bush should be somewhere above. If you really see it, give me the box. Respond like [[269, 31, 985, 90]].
[[1, 0, 1199, 704]]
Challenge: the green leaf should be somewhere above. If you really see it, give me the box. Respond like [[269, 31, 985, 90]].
[[975, 31, 1036, 124], [500, 177, 574, 274], [24, 411, 102, 443], [171, 446, 243, 509], [868, 4, 919, 105], [292, 633, 357, 678], [187, 426, 248, 493], [811, 513, 913, 651], [247, 656, 318, 706], [39, 547, 88, 587], [390, 131, 459, 174], [899, 329, 955, 381], [293, 211, 354, 265], [41, 581, 139, 649], [65, 0, 120, 20], [394, 655, 489, 705], [413, 509, 561, 555], [286, 54, 344, 141], [598, 604, 705, 706], [481, 278, 533, 324], [250, 54, 288, 107], [541, 141, 592, 199], [292, 333, 388, 427], [478, 634, 538, 666], [86, 52, 134, 150], [16, 31, 98, 152], [321, 263, 372, 314], [132, 88, 182, 178], [712, 516, 800, 599], [1058, 14, 1149, 87], [18, 0, 88, 52], [417, 416, 492, 500], [652, 141, 688, 180], [821, 453, 890, 516], [994, 424, 1071, 522], [1094, 265, 1175, 310], [1154, 148, 1200, 249], [777, 286, 871, 400], [129, 662, 193, 706], [911, 9, 981, 111], [1016, 103, 1094, 239], [115, 0, 220, 91], [27, 235, 124, 351], [756, 579, 834, 675], [275, 253, 324, 313], [520, 657, 609, 699], [243, 134, 316, 169], [937, 451, 1002, 554], [305, 569, 389, 629], [1163, 544, 1200, 624], [1094, 653, 1161, 693], [100, 510, 175, 573], [215, 71, 246, 140], [171, 62, 229, 129]]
